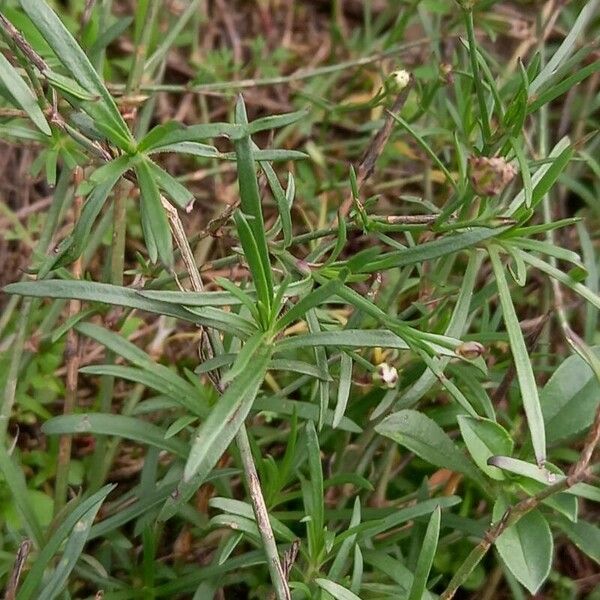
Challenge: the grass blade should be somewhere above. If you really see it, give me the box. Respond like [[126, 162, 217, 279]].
[[488, 245, 546, 464], [42, 414, 189, 458], [407, 506, 441, 600], [16, 485, 115, 600], [0, 52, 50, 135], [160, 339, 272, 520]]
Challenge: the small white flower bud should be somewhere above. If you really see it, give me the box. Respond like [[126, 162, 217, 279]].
[[376, 363, 398, 388], [389, 69, 410, 91]]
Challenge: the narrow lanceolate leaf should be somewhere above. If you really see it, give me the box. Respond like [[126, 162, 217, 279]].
[[3, 280, 197, 322], [135, 159, 173, 266], [407, 506, 441, 600], [48, 155, 132, 274], [315, 579, 362, 600], [160, 339, 272, 520], [489, 245, 546, 465], [375, 410, 485, 487], [0, 53, 51, 135], [35, 492, 110, 600], [42, 414, 189, 458], [359, 226, 509, 273], [16, 485, 115, 600], [493, 496, 553, 595], [504, 136, 571, 216], [0, 445, 43, 546], [529, 0, 600, 94], [234, 210, 273, 319], [247, 109, 308, 134], [333, 352, 353, 428], [19, 0, 134, 150], [145, 160, 195, 212], [233, 96, 273, 302], [488, 456, 600, 502]]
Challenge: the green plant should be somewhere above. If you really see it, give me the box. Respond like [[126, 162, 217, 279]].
[[1, 0, 599, 599]]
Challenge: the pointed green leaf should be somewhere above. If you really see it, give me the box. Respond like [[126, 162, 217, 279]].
[[0, 52, 51, 135], [493, 497, 553, 594]]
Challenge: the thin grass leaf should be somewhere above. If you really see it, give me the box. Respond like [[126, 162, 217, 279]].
[[19, 0, 133, 149], [145, 160, 195, 211], [306, 420, 325, 560], [333, 352, 353, 428], [387, 111, 457, 191], [135, 160, 173, 266], [16, 485, 115, 600], [138, 122, 244, 152], [0, 52, 51, 135], [407, 506, 441, 600], [221, 332, 266, 384], [529, 0, 600, 94], [253, 397, 361, 433], [261, 159, 292, 247], [147, 141, 220, 158], [517, 250, 600, 310], [247, 109, 308, 134], [0, 445, 43, 546], [234, 96, 273, 304], [139, 277, 312, 307], [184, 305, 257, 338], [209, 498, 296, 542], [504, 137, 571, 216], [3, 280, 198, 322], [234, 210, 273, 322], [510, 138, 532, 209], [488, 456, 600, 501], [160, 339, 272, 520], [315, 579, 362, 600], [489, 245, 546, 465], [375, 410, 485, 486], [275, 279, 341, 331], [76, 322, 201, 400], [35, 492, 109, 600], [361, 226, 509, 273], [42, 414, 189, 458], [79, 365, 207, 417]]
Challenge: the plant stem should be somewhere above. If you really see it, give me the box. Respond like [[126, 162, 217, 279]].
[[236, 425, 291, 600], [164, 201, 290, 600], [440, 406, 600, 599]]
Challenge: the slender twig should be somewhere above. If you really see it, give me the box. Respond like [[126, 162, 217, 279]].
[[54, 169, 84, 514], [440, 405, 600, 599], [164, 202, 291, 600], [112, 38, 432, 95], [337, 87, 413, 220], [4, 538, 31, 600], [236, 426, 292, 600]]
